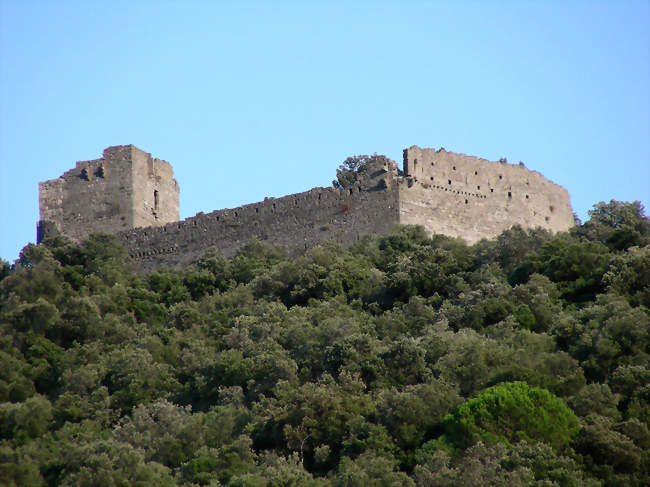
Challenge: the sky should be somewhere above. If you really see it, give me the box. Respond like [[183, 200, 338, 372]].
[[1, 1, 648, 263]]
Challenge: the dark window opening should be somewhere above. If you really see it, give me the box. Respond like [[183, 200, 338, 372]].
[[525, 195, 529, 199], [490, 188, 494, 193], [545, 216, 550, 222], [499, 175, 503, 179], [508, 191, 512, 198], [465, 199, 468, 204], [256, 207, 259, 213], [453, 166, 456, 170], [430, 176, 434, 181], [431, 162, 435, 166], [477, 185, 481, 190], [448, 180, 451, 185], [474, 171, 478, 175], [349, 188, 354, 195], [549, 205, 555, 212], [154, 190, 159, 211]]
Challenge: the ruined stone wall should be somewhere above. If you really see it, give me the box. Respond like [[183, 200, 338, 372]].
[[38, 144, 575, 272], [399, 146, 574, 243], [38, 145, 179, 243], [131, 147, 179, 228], [118, 169, 400, 273]]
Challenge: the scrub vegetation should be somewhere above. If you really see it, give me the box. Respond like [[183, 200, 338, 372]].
[[0, 200, 648, 486]]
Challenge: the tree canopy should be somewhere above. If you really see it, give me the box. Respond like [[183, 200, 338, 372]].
[[0, 200, 648, 486]]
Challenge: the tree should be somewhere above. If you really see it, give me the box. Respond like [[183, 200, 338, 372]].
[[577, 200, 649, 251], [439, 381, 580, 451], [332, 154, 396, 189]]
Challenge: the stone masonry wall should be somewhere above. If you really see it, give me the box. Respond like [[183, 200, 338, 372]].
[[131, 147, 179, 228], [38, 147, 134, 242], [38, 145, 179, 243], [399, 146, 574, 243], [117, 168, 400, 272], [38, 145, 575, 272]]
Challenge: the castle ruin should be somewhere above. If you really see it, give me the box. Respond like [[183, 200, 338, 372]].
[[37, 145, 574, 271]]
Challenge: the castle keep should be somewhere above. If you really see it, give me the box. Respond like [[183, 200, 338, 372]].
[[38, 145, 179, 243], [37, 145, 574, 272]]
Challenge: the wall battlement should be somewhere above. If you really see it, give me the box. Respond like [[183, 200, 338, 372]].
[[38, 145, 574, 271]]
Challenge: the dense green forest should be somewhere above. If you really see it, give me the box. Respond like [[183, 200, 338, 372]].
[[0, 200, 648, 486]]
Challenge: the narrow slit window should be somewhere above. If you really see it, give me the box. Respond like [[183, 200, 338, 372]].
[[508, 191, 512, 198], [154, 190, 159, 211]]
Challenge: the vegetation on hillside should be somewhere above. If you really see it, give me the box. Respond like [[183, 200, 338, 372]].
[[0, 200, 648, 486]]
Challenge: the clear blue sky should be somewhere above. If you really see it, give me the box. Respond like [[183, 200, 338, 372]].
[[1, 1, 648, 262]]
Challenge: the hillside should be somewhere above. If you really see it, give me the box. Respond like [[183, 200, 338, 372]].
[[1, 200, 648, 486]]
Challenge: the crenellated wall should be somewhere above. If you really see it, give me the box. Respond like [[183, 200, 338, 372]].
[[38, 145, 575, 272]]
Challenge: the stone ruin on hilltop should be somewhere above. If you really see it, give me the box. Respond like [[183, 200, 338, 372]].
[[38, 144, 574, 271]]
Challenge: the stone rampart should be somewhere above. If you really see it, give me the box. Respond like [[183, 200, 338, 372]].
[[399, 146, 574, 243], [117, 171, 400, 272]]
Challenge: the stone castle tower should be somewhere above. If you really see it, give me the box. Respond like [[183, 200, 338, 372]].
[[38, 145, 179, 243], [38, 145, 574, 272]]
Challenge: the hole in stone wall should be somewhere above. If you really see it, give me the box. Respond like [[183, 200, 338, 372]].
[[525, 195, 529, 199], [453, 166, 456, 170], [235, 212, 238, 217], [349, 188, 354, 195], [431, 162, 435, 166], [448, 180, 451, 185], [256, 208, 259, 213], [499, 175, 503, 179], [545, 216, 550, 222], [474, 171, 478, 175], [508, 192, 512, 198], [465, 199, 468, 204], [154, 190, 159, 211], [430, 177, 434, 181], [477, 185, 480, 190], [549, 205, 555, 213], [490, 188, 494, 193]]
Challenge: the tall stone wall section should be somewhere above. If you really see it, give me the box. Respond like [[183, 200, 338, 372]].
[[399, 146, 574, 244], [38, 145, 179, 243], [130, 147, 179, 228], [117, 168, 400, 273]]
